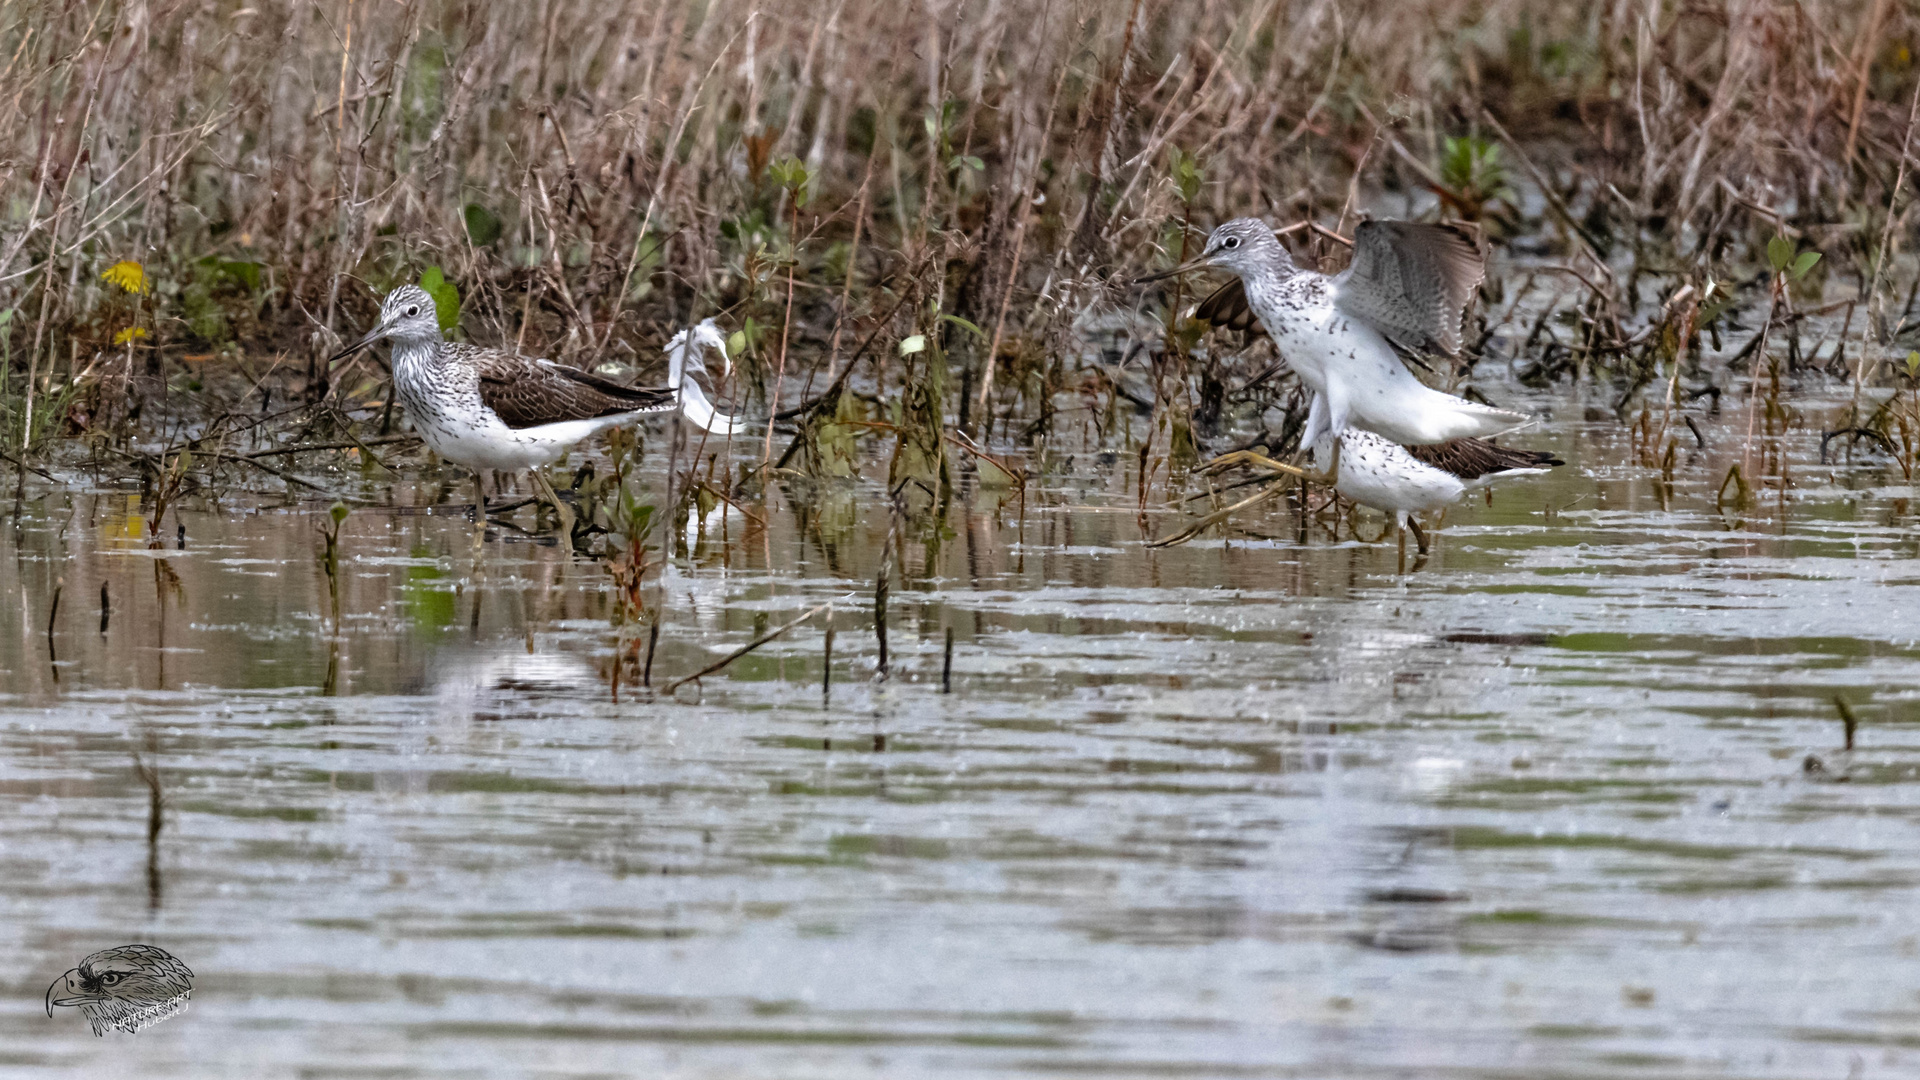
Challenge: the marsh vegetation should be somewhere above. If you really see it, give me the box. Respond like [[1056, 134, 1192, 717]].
[[9, 2, 1920, 1076], [2, 0, 1919, 523]]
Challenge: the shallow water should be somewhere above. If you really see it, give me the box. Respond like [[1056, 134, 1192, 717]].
[[5, 386, 1920, 1079]]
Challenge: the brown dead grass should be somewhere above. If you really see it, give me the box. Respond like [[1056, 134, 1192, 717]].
[[1, 0, 1916, 440]]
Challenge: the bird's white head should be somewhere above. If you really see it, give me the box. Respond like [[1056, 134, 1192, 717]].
[[1138, 217, 1294, 283], [328, 284, 443, 365]]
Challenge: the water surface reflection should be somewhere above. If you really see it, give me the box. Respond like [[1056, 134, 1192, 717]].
[[4, 392, 1919, 1077]]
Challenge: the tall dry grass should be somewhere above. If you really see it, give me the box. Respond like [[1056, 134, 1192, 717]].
[[1, 0, 1916, 452]]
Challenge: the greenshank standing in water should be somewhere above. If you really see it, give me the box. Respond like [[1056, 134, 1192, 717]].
[[329, 285, 742, 542], [1152, 431, 1561, 553]]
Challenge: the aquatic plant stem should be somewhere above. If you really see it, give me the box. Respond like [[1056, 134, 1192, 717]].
[[763, 260, 796, 470], [978, 170, 1038, 429], [1842, 0, 1894, 176], [1857, 73, 1920, 415], [1741, 289, 1778, 481], [605, 22, 748, 348], [822, 623, 834, 706], [811, 160, 874, 404], [21, 75, 98, 453]]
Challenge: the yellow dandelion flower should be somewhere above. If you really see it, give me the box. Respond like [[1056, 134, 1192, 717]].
[[101, 260, 150, 295], [112, 326, 148, 346]]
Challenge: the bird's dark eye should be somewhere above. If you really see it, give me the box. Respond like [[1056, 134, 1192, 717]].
[[99, 973, 123, 985], [405, 305, 419, 317], [1223, 236, 1241, 249]]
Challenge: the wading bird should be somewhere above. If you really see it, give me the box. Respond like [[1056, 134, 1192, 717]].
[[1153, 431, 1562, 554], [1142, 218, 1560, 553], [1141, 218, 1529, 450], [329, 287, 743, 542]]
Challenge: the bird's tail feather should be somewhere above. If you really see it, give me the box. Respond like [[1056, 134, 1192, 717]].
[[1435, 399, 1532, 440]]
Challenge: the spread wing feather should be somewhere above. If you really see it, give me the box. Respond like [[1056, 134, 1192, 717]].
[[1188, 279, 1264, 335], [1332, 221, 1484, 355], [1406, 438, 1561, 480], [464, 346, 676, 430]]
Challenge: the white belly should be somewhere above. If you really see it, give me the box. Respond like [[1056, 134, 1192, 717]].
[[400, 387, 634, 472], [1314, 431, 1464, 519], [1256, 287, 1524, 445], [1271, 308, 1444, 442]]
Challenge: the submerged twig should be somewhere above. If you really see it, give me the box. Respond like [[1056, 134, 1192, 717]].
[[1148, 477, 1292, 548], [663, 600, 834, 695]]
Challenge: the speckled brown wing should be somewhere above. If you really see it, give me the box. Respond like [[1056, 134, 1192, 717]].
[[470, 347, 675, 430], [1333, 221, 1485, 355], [1407, 438, 1562, 480], [1188, 278, 1266, 336]]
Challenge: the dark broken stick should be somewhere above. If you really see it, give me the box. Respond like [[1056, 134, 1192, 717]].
[[663, 601, 836, 696]]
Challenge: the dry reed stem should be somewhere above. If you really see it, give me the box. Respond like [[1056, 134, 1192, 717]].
[[0, 0, 1911, 460]]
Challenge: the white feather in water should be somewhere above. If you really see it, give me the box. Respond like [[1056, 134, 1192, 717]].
[[666, 319, 749, 436]]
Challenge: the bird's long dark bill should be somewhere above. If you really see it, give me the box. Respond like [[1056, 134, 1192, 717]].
[[326, 325, 387, 366], [1134, 254, 1214, 284]]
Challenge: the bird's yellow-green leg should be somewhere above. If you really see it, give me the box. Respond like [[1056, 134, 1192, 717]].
[[1317, 439, 1341, 487], [530, 469, 576, 549], [471, 473, 488, 553]]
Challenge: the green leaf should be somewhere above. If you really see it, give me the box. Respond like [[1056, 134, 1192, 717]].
[[1790, 250, 1822, 280], [1169, 147, 1203, 204], [769, 156, 810, 200], [898, 334, 926, 356], [1906, 351, 1919, 379], [1767, 235, 1793, 274], [726, 330, 747, 358], [198, 256, 263, 291], [463, 203, 503, 246], [627, 503, 654, 541], [329, 501, 350, 525], [1438, 135, 1509, 204], [417, 266, 461, 333], [939, 313, 987, 339]]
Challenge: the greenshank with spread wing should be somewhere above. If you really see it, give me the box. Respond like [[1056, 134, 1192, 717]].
[[1143, 217, 1529, 446]]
